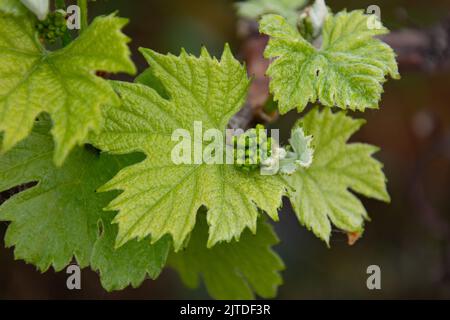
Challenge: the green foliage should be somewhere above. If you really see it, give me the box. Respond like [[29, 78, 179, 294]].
[[0, 0, 400, 300], [0, 118, 170, 289], [91, 218, 171, 291], [0, 118, 113, 271], [260, 11, 400, 114], [0, 13, 136, 165], [169, 213, 284, 299], [283, 108, 390, 244], [90, 46, 286, 251]]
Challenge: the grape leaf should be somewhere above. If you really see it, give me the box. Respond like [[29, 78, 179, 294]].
[[91, 216, 171, 291], [169, 213, 284, 300], [0, 13, 136, 165], [260, 11, 400, 114], [235, 0, 307, 25], [90, 45, 286, 251], [0, 118, 113, 271], [284, 108, 390, 244], [0, 118, 171, 290]]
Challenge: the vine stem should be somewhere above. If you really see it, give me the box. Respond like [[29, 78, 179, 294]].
[[77, 0, 88, 33]]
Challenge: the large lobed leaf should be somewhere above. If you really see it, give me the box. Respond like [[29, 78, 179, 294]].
[[0, 118, 285, 297], [0, 118, 169, 290], [260, 11, 400, 114], [90, 45, 286, 251], [0, 13, 136, 165], [284, 108, 390, 244], [169, 213, 284, 299]]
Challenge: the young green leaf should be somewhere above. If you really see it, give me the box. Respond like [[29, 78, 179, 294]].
[[284, 108, 390, 244], [0, 13, 136, 165], [0, 118, 171, 290], [279, 127, 314, 174], [235, 0, 307, 25], [90, 46, 286, 251], [298, 0, 329, 39], [169, 213, 284, 300], [260, 10, 400, 114]]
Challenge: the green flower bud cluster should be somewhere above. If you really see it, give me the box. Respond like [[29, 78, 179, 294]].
[[233, 124, 272, 173], [297, 14, 314, 42], [36, 10, 67, 43]]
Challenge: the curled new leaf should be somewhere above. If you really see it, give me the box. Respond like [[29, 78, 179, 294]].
[[0, 0, 27, 16], [279, 127, 314, 174]]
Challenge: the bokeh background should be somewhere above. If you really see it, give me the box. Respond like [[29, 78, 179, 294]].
[[1, 0, 450, 299]]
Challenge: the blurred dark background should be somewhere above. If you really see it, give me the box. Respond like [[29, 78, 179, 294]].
[[1, 0, 450, 299]]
